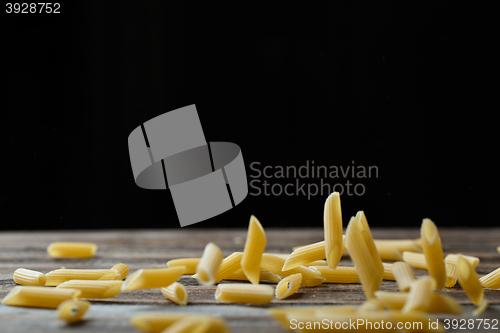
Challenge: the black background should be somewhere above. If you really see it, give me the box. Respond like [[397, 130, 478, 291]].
[[2, 2, 498, 230]]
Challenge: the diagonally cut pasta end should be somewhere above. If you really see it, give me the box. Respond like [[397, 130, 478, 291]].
[[121, 269, 142, 291], [1, 286, 21, 305], [421, 218, 437, 246]]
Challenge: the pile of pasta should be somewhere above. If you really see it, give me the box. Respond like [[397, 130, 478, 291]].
[[3, 191, 500, 333]]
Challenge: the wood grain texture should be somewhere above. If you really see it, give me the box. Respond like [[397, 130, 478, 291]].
[[1, 228, 500, 332]]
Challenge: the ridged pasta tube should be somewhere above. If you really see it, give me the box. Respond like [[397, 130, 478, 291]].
[[215, 283, 274, 303], [1, 286, 81, 309], [47, 242, 97, 258], [420, 219, 446, 290], [196, 242, 223, 286], [56, 280, 123, 298], [122, 266, 185, 291], [401, 276, 435, 313], [457, 255, 484, 306], [276, 273, 302, 299], [13, 268, 46, 286], [57, 299, 91, 323], [161, 282, 188, 306], [241, 215, 267, 285], [391, 261, 416, 292], [324, 192, 343, 269]]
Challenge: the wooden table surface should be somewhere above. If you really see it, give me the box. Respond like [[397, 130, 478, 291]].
[[1, 228, 499, 332]]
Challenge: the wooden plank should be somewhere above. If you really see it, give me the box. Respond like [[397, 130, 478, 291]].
[[1, 228, 500, 332]]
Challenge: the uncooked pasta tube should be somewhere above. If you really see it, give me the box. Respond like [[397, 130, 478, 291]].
[[45, 268, 114, 286], [314, 266, 359, 283], [402, 252, 428, 270], [282, 241, 326, 271], [1, 286, 81, 309], [445, 264, 458, 288], [167, 258, 201, 275], [420, 219, 446, 290], [161, 282, 188, 306], [195, 242, 223, 286], [260, 254, 325, 286], [122, 266, 185, 291], [215, 283, 274, 303], [57, 299, 91, 324], [223, 268, 281, 282], [479, 266, 500, 289], [324, 192, 343, 269], [56, 280, 123, 298], [401, 276, 435, 313], [47, 242, 98, 258], [275, 273, 302, 300], [241, 215, 267, 285], [457, 255, 484, 306], [391, 261, 416, 292], [445, 254, 479, 268], [382, 263, 396, 281], [13, 268, 46, 286]]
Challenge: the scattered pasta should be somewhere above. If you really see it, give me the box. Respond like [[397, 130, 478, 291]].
[[56, 280, 123, 298], [167, 258, 201, 275], [13, 268, 46, 286], [161, 282, 188, 306], [122, 266, 185, 291], [241, 215, 267, 284], [215, 283, 274, 303], [45, 268, 116, 286], [57, 299, 91, 324], [47, 242, 98, 259], [195, 242, 223, 286], [260, 253, 325, 286]]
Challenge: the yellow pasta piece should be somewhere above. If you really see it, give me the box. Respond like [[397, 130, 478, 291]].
[[110, 263, 129, 280], [167, 258, 201, 275], [457, 255, 484, 306], [375, 246, 403, 261], [261, 254, 325, 286], [498, 246, 500, 254], [374, 291, 408, 310], [13, 268, 46, 286], [196, 242, 223, 286], [130, 313, 189, 333], [56, 280, 123, 298], [47, 242, 98, 258], [445, 254, 479, 268], [374, 239, 423, 253], [345, 212, 383, 299], [402, 276, 435, 313], [382, 262, 395, 280], [192, 252, 242, 281], [428, 293, 464, 315], [473, 299, 489, 316], [45, 268, 114, 286], [241, 215, 267, 285], [122, 266, 185, 291], [402, 251, 428, 270], [479, 266, 500, 289], [215, 283, 274, 303], [324, 192, 343, 269], [57, 299, 91, 324], [161, 282, 188, 306], [315, 266, 359, 283], [282, 241, 326, 271], [420, 219, 446, 290], [276, 273, 302, 300], [445, 263, 458, 288], [161, 317, 210, 333], [1, 286, 81, 309], [223, 268, 281, 282], [391, 261, 416, 292]]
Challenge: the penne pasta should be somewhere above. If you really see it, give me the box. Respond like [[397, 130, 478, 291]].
[[160, 282, 189, 305], [479, 266, 500, 289], [420, 219, 446, 290], [314, 266, 359, 283], [324, 192, 343, 269], [222, 268, 281, 282], [161, 317, 210, 333], [196, 242, 223, 286], [57, 299, 91, 324], [345, 212, 383, 299], [13, 268, 46, 286], [260, 254, 325, 286], [457, 255, 484, 306], [167, 258, 201, 275], [122, 266, 185, 291], [445, 254, 479, 269], [382, 262, 396, 281], [276, 273, 302, 300], [241, 215, 267, 285], [358, 299, 384, 312], [110, 263, 129, 280], [282, 241, 326, 271], [402, 276, 435, 313], [445, 263, 458, 288], [473, 299, 489, 316], [375, 291, 463, 315], [402, 251, 428, 270], [1, 286, 81, 309], [391, 261, 416, 292], [374, 239, 423, 253], [375, 246, 403, 261], [47, 242, 98, 259], [45, 268, 114, 286], [215, 283, 274, 303], [161, 282, 188, 306], [56, 280, 123, 298], [214, 252, 243, 282]]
